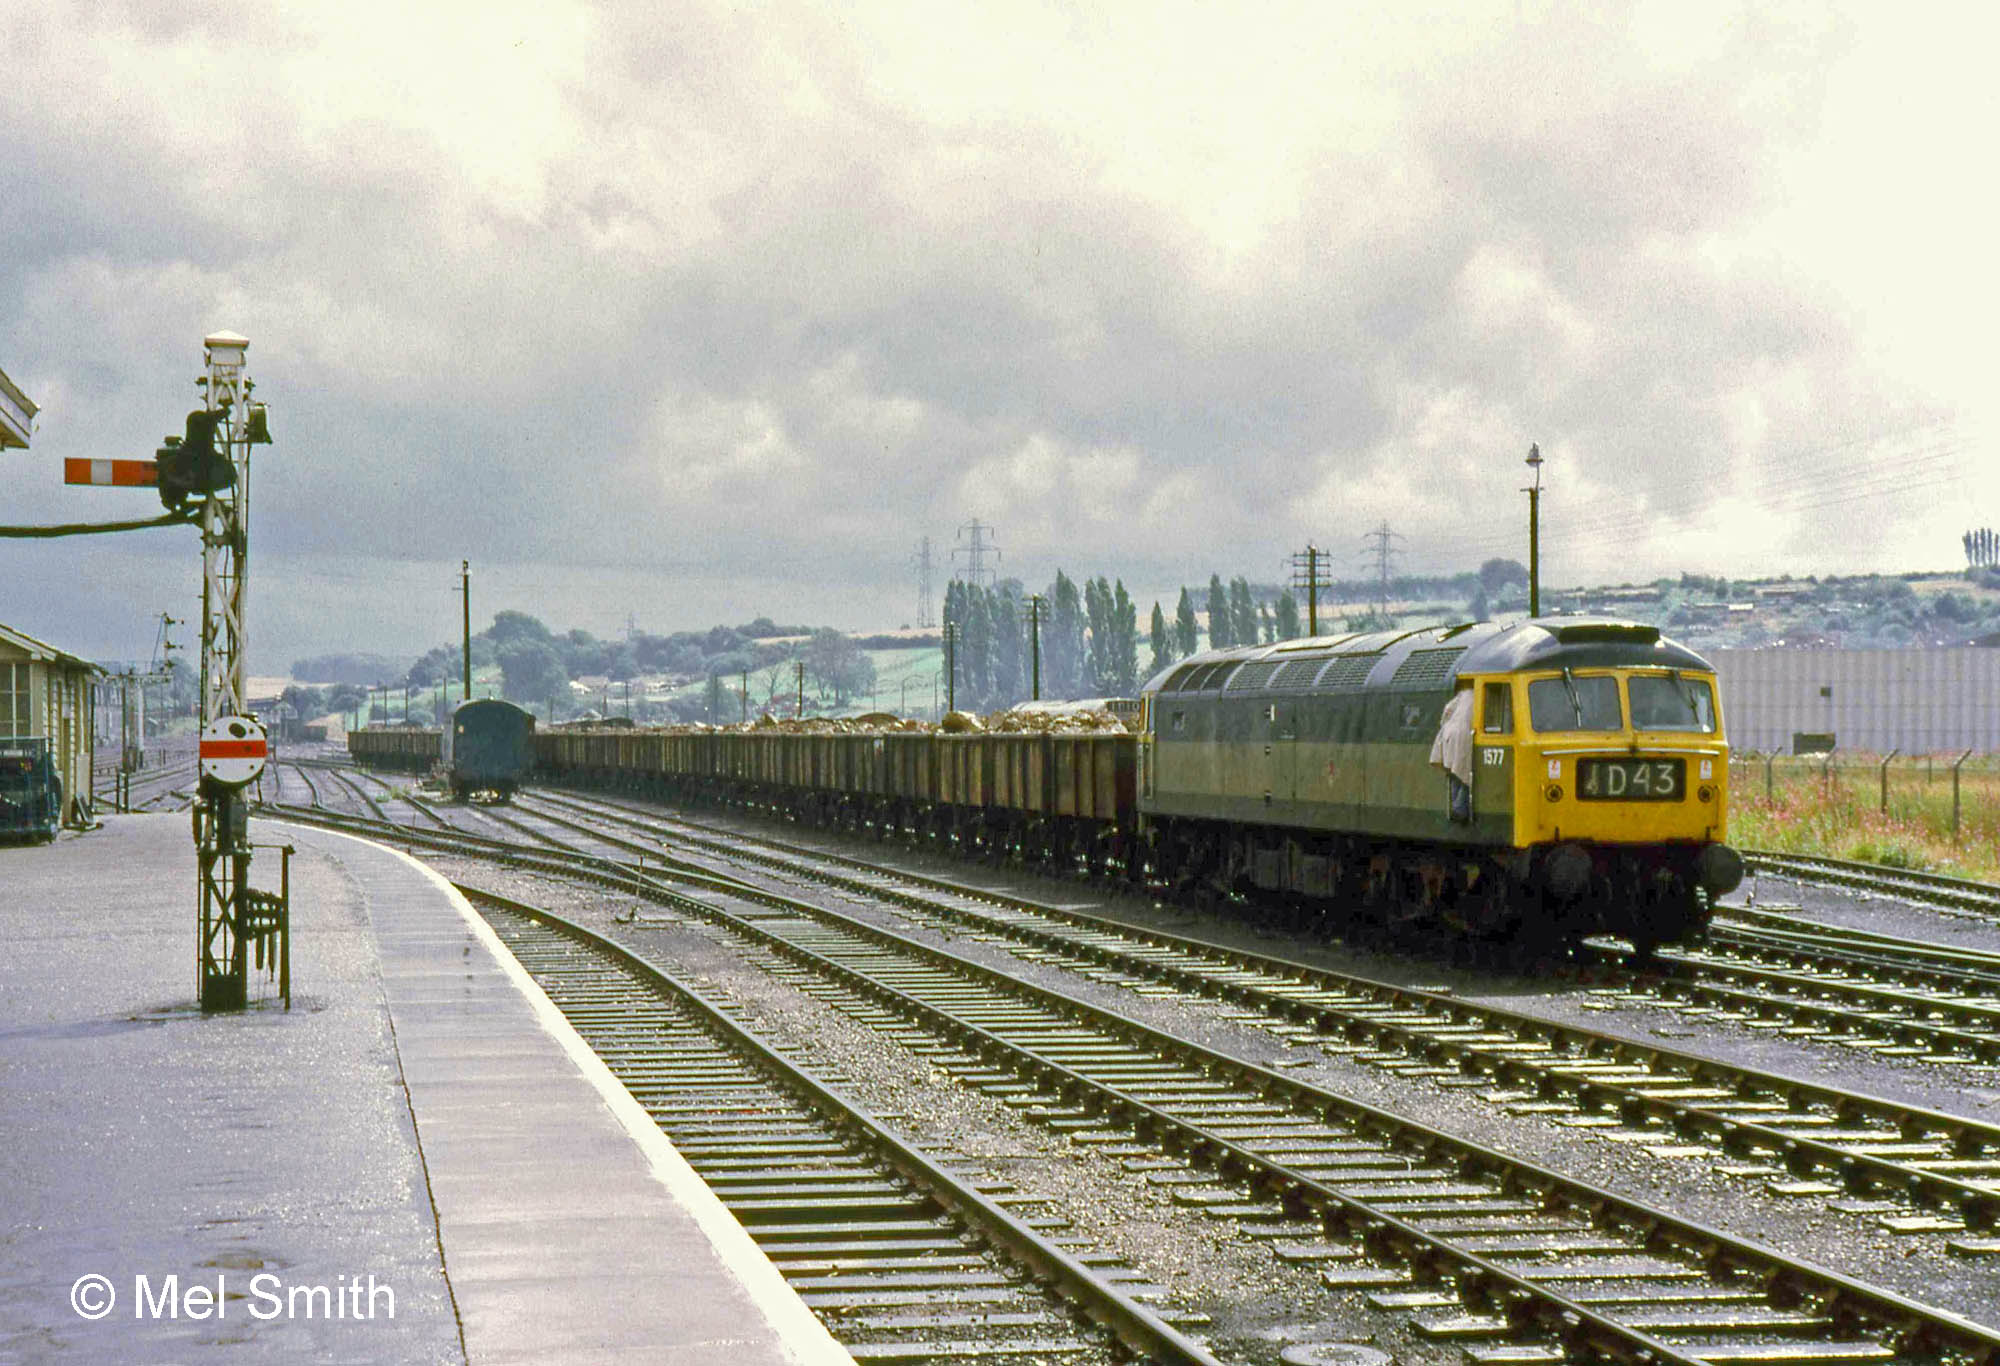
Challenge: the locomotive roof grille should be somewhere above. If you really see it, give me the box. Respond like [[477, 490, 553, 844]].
[[1389, 647, 1467, 690], [1316, 653, 1382, 689], [1201, 660, 1243, 690], [1225, 660, 1284, 690], [1162, 662, 1204, 691], [1269, 656, 1330, 689]]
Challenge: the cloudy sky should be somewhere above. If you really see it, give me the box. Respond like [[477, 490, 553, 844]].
[[3, 1, 1993, 671]]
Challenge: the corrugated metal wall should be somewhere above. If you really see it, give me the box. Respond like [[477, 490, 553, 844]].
[[1707, 648, 2000, 753]]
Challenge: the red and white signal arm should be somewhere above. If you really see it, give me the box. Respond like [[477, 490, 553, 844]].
[[199, 716, 268, 787]]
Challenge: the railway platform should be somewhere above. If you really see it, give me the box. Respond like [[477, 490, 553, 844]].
[[0, 814, 854, 1365]]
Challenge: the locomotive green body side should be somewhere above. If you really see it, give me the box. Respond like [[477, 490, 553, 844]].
[[1144, 685, 1514, 847]]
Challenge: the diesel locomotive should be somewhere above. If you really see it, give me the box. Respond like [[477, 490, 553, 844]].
[[1143, 617, 1739, 948], [531, 617, 1741, 952]]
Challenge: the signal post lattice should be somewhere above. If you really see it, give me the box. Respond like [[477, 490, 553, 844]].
[[184, 333, 283, 1011], [47, 332, 284, 1010]]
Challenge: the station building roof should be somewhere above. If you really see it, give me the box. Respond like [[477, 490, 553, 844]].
[[0, 621, 104, 675], [0, 366, 35, 449]]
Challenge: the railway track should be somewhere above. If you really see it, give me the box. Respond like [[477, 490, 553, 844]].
[[512, 781, 2000, 1066], [1719, 903, 2000, 979], [515, 789, 2000, 1247], [98, 753, 199, 812], [1746, 850, 2000, 918], [1573, 928, 2000, 1066], [262, 799, 2000, 1364], [467, 887, 1218, 1366]]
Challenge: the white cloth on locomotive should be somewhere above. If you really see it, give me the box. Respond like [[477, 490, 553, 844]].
[[1428, 686, 1474, 786]]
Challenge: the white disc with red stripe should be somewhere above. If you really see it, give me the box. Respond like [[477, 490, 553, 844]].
[[199, 716, 268, 787]]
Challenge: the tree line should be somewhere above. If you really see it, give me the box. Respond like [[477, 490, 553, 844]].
[[1967, 527, 1998, 570], [942, 572, 1324, 713]]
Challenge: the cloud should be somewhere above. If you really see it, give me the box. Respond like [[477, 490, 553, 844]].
[[0, 0, 1988, 669]]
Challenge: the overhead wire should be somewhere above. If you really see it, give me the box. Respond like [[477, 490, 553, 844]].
[[1435, 428, 1972, 564]]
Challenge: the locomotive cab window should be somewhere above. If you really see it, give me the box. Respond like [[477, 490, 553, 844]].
[[1628, 674, 1715, 733], [1480, 682, 1513, 735], [1528, 673, 1621, 732]]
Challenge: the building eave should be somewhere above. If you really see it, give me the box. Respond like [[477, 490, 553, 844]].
[[0, 621, 107, 675], [0, 366, 37, 450]]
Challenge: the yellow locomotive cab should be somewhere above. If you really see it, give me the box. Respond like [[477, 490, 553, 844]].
[[1509, 668, 1728, 841], [1503, 666, 1741, 921]]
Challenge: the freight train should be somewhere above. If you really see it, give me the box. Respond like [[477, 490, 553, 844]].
[[532, 617, 1742, 952], [348, 698, 535, 802], [347, 724, 439, 773]]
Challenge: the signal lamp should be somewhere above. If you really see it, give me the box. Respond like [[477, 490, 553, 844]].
[[154, 408, 236, 509]]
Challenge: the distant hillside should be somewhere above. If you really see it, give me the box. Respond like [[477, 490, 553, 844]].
[[290, 651, 413, 685], [1546, 568, 2000, 650]]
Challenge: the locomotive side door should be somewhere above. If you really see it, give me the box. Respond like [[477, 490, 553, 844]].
[[1266, 700, 1296, 808], [1472, 676, 1518, 842]]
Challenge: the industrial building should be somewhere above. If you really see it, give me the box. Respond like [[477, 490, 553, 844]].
[[0, 621, 103, 825], [1707, 647, 2000, 753]]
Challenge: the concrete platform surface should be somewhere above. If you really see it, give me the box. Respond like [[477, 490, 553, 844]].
[[0, 814, 854, 1365]]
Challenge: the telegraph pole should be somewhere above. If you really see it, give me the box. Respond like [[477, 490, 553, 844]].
[[459, 560, 472, 697], [1289, 543, 1330, 637], [1523, 443, 1544, 618], [1027, 594, 1044, 701], [943, 622, 960, 713]]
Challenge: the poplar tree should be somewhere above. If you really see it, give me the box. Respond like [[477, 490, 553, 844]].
[[1110, 580, 1139, 693], [1050, 572, 1086, 698], [991, 585, 1025, 707], [1274, 591, 1300, 641], [1229, 577, 1258, 646], [963, 588, 994, 709], [1149, 602, 1173, 676], [1084, 576, 1112, 692], [1175, 589, 1199, 657], [1206, 575, 1231, 649]]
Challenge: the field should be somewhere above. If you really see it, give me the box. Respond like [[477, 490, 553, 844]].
[[1727, 752, 2000, 882], [654, 647, 948, 721]]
